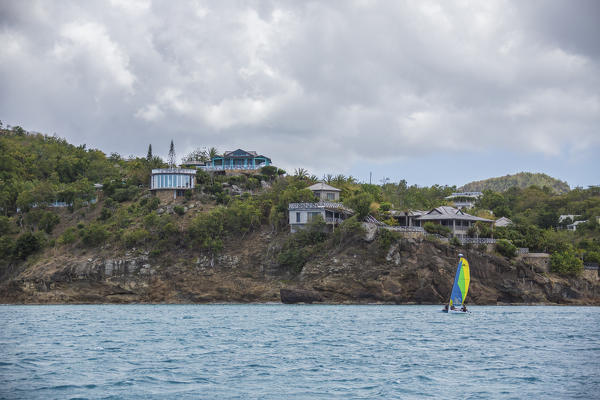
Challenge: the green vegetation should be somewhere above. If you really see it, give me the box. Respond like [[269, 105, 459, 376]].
[[460, 172, 570, 194], [550, 250, 584, 277], [0, 124, 598, 281], [495, 239, 517, 258]]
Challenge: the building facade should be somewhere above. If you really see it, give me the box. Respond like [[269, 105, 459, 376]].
[[288, 202, 354, 233], [444, 192, 483, 209], [308, 182, 341, 201], [200, 149, 272, 171], [150, 168, 196, 200]]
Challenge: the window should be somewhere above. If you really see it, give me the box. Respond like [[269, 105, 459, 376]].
[[296, 212, 301, 223], [326, 192, 335, 200]]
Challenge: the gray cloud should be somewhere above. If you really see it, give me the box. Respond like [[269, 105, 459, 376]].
[[1, 0, 598, 184]]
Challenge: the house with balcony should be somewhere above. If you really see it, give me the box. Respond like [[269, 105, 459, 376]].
[[199, 149, 272, 171], [416, 206, 493, 238], [445, 192, 482, 209], [288, 202, 354, 233], [308, 182, 341, 201], [150, 168, 196, 201]]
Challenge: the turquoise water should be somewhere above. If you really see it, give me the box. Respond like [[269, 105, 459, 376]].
[[1, 305, 598, 399]]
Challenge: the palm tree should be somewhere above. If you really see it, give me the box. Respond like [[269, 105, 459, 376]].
[[294, 168, 309, 179]]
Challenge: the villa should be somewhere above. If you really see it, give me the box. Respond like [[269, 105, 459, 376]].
[[416, 206, 493, 238], [199, 149, 272, 171], [288, 202, 354, 233], [308, 182, 341, 201], [445, 192, 482, 209], [150, 168, 196, 201], [391, 206, 493, 238]]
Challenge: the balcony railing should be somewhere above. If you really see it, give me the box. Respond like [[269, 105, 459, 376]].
[[151, 168, 197, 174], [198, 165, 264, 171], [325, 217, 345, 224], [289, 202, 354, 214]]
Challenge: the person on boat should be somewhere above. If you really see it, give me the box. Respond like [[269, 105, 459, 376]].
[[450, 305, 456, 311], [443, 304, 448, 312], [461, 304, 468, 312]]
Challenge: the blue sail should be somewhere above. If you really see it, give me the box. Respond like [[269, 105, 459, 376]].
[[449, 257, 470, 307]]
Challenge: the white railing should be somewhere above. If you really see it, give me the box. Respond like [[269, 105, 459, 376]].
[[288, 202, 354, 214], [151, 168, 197, 174], [198, 165, 265, 171], [459, 238, 497, 244], [385, 226, 425, 232], [325, 217, 345, 224]]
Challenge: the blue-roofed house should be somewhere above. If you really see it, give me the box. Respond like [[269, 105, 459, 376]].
[[201, 149, 272, 171]]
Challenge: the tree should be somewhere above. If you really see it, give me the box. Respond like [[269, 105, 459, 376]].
[[550, 249, 583, 277], [146, 144, 153, 162], [168, 140, 176, 167], [344, 192, 373, 220]]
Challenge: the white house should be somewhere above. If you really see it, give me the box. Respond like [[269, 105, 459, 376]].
[[494, 217, 513, 227], [444, 192, 482, 209], [288, 202, 354, 233], [150, 168, 196, 200], [307, 182, 342, 202]]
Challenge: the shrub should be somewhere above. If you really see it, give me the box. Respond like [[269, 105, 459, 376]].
[[80, 224, 109, 247], [98, 207, 112, 221], [173, 205, 185, 216], [0, 236, 15, 259], [496, 239, 517, 258], [423, 222, 451, 237], [122, 228, 150, 248], [277, 247, 308, 274], [450, 236, 462, 247], [58, 227, 77, 245], [111, 186, 139, 202], [377, 229, 400, 253], [189, 212, 224, 254], [260, 165, 278, 178], [0, 216, 15, 235], [15, 232, 44, 259], [584, 251, 600, 264], [343, 193, 373, 219], [146, 197, 160, 212], [550, 250, 583, 277]]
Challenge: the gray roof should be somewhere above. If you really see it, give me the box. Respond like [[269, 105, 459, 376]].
[[416, 206, 493, 222], [308, 182, 341, 192], [494, 217, 513, 226], [390, 210, 425, 217]]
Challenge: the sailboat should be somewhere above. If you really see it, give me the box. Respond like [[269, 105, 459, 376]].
[[443, 253, 470, 313]]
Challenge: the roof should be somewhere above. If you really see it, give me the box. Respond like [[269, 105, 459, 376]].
[[445, 192, 483, 199], [151, 168, 197, 175], [308, 182, 341, 192], [390, 210, 426, 217], [495, 217, 513, 226], [416, 206, 493, 222], [288, 202, 353, 214], [220, 149, 270, 160]]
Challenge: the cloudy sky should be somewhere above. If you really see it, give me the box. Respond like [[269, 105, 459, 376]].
[[1, 0, 599, 187]]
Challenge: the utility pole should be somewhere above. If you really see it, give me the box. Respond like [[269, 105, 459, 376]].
[[369, 171, 372, 185]]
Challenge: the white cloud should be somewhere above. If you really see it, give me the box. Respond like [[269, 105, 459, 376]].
[[0, 0, 598, 185]]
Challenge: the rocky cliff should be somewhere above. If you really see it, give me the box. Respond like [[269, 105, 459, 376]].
[[1, 226, 599, 305]]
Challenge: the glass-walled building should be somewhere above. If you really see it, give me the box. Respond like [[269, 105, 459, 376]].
[[150, 168, 196, 199]]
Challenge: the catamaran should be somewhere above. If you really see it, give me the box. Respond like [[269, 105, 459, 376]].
[[443, 254, 470, 313]]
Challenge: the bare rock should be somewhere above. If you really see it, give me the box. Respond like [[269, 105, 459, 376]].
[[280, 288, 323, 304]]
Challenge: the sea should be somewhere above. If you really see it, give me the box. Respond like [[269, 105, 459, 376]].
[[0, 305, 598, 399]]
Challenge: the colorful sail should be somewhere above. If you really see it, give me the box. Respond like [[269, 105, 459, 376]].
[[449, 256, 470, 307]]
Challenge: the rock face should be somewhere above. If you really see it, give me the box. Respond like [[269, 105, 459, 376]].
[[1, 231, 599, 305], [280, 288, 323, 304]]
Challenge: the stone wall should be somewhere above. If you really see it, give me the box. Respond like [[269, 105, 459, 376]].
[[520, 253, 550, 273]]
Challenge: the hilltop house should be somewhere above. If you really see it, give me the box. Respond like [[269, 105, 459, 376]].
[[200, 149, 272, 171], [416, 206, 493, 238], [390, 206, 493, 238], [150, 168, 196, 201], [288, 202, 354, 233], [444, 192, 482, 209], [308, 182, 341, 201], [494, 217, 513, 227]]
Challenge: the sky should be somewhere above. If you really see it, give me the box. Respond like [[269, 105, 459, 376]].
[[1, 0, 599, 188]]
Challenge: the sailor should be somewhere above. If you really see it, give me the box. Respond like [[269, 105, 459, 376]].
[[461, 304, 468, 312], [443, 304, 449, 312]]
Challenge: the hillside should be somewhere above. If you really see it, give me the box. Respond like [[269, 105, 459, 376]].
[[1, 125, 599, 305], [460, 172, 570, 194]]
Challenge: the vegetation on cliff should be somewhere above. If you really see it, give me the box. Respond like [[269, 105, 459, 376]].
[[460, 172, 570, 194], [0, 124, 599, 284]]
